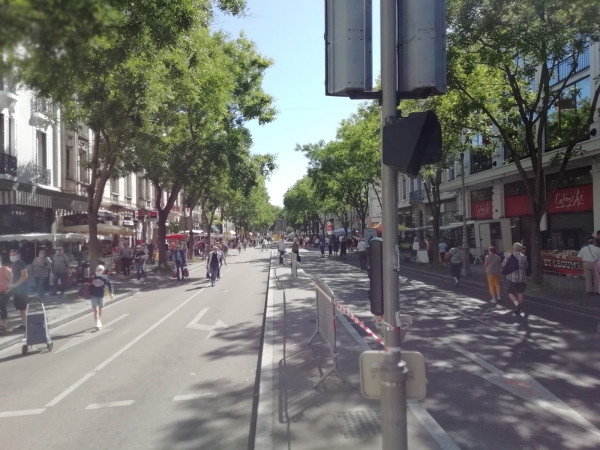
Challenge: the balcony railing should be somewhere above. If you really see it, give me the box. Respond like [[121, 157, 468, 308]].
[[30, 96, 53, 114], [410, 190, 424, 203], [0, 153, 17, 176], [551, 45, 590, 85], [31, 165, 51, 185]]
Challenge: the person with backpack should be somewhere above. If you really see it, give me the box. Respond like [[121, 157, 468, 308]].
[[484, 246, 502, 303], [502, 242, 529, 316], [449, 245, 463, 286], [0, 261, 12, 334], [89, 264, 114, 329]]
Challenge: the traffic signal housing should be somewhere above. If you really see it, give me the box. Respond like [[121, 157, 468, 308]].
[[382, 110, 443, 177]]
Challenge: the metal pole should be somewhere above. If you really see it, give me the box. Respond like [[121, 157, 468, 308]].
[[380, 0, 408, 449], [460, 152, 471, 277]]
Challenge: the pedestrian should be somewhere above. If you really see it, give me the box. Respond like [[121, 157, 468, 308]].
[[147, 242, 154, 264], [221, 240, 229, 256], [0, 260, 12, 334], [340, 237, 347, 260], [449, 245, 463, 286], [120, 242, 132, 276], [320, 239, 325, 257], [577, 238, 600, 295], [32, 248, 52, 299], [134, 245, 148, 280], [438, 240, 448, 264], [484, 246, 502, 303], [261, 237, 267, 251], [357, 237, 368, 270], [292, 238, 300, 262], [501, 242, 529, 316], [171, 244, 187, 281], [328, 238, 333, 258], [333, 238, 339, 257], [207, 246, 225, 286], [9, 249, 28, 330], [51, 247, 70, 296], [278, 237, 286, 265], [89, 264, 114, 329]]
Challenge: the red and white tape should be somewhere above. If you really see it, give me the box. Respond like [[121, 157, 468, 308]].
[[333, 300, 387, 350]]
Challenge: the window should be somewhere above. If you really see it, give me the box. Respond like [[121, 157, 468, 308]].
[[78, 137, 90, 184], [547, 76, 591, 151], [471, 188, 493, 203], [546, 166, 591, 190], [0, 114, 4, 152], [126, 174, 132, 198], [112, 177, 120, 194], [65, 146, 73, 179], [448, 167, 455, 181], [138, 176, 144, 200], [402, 178, 406, 200], [550, 44, 590, 86], [8, 118, 14, 154], [36, 131, 47, 168], [504, 180, 535, 198], [470, 150, 492, 174]]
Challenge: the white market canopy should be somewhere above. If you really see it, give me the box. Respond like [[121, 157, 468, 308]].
[[0, 233, 89, 243], [60, 224, 134, 237]]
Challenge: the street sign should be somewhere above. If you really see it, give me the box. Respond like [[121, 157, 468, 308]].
[[363, 228, 377, 245], [359, 350, 426, 400]]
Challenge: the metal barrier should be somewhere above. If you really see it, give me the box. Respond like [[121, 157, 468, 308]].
[[308, 276, 353, 388]]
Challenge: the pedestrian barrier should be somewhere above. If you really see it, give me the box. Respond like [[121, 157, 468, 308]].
[[291, 252, 297, 278], [308, 276, 354, 388]]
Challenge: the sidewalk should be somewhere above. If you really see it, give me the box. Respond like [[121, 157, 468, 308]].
[[257, 253, 444, 449], [0, 261, 201, 351]]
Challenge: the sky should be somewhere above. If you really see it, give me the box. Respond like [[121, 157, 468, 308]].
[[214, 0, 381, 206]]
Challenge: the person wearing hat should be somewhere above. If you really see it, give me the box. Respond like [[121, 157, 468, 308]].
[[577, 238, 600, 295], [501, 242, 529, 316]]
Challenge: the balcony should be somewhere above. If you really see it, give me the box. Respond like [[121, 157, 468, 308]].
[[0, 76, 18, 111], [0, 153, 17, 177], [31, 165, 51, 185], [551, 45, 590, 86], [29, 96, 53, 129], [410, 190, 424, 203]]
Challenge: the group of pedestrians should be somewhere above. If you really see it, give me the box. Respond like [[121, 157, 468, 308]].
[[119, 242, 151, 280]]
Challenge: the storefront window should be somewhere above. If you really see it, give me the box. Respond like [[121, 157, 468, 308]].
[[546, 166, 591, 190], [470, 188, 493, 203]]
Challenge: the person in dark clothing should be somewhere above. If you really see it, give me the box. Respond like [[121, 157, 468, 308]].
[[333, 238, 339, 257], [328, 239, 333, 257], [89, 265, 114, 329], [9, 249, 28, 330], [340, 238, 347, 260], [206, 246, 225, 286], [171, 244, 187, 281], [134, 246, 148, 280], [120, 243, 132, 276]]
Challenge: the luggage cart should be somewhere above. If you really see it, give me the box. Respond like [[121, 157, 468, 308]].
[[22, 296, 53, 355]]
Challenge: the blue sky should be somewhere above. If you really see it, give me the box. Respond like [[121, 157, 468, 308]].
[[215, 0, 381, 206]]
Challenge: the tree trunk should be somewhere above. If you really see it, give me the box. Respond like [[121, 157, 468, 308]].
[[529, 215, 543, 284], [157, 209, 168, 267]]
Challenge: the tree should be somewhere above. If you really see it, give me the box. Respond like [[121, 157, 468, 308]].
[[448, 0, 600, 283], [226, 178, 275, 235], [283, 177, 323, 234]]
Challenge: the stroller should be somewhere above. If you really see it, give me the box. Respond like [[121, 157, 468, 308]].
[[21, 296, 53, 355]]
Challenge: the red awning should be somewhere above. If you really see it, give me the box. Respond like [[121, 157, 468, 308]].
[[165, 234, 184, 240]]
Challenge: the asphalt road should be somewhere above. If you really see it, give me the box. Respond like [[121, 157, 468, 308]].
[[0, 247, 270, 450], [299, 248, 600, 450]]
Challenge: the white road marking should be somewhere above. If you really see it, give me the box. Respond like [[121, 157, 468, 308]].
[[85, 400, 134, 410], [0, 408, 46, 418], [439, 338, 503, 375], [172, 393, 218, 401], [441, 338, 600, 438], [57, 314, 129, 353], [45, 288, 205, 407], [408, 402, 462, 450], [45, 372, 96, 407], [186, 307, 210, 329]]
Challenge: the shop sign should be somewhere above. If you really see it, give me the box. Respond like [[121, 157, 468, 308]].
[[541, 256, 583, 276], [505, 195, 533, 217], [471, 200, 493, 219], [547, 184, 593, 213]]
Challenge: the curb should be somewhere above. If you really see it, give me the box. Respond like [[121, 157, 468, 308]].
[[0, 263, 205, 353], [400, 266, 600, 319]]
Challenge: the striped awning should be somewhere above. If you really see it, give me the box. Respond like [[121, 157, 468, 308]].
[[0, 189, 88, 212]]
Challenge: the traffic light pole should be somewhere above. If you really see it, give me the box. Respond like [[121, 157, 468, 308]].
[[380, 0, 409, 449]]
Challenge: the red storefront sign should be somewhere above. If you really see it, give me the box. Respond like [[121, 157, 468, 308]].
[[504, 184, 593, 217], [541, 256, 583, 276], [505, 195, 533, 217], [547, 184, 593, 213], [471, 200, 493, 219]]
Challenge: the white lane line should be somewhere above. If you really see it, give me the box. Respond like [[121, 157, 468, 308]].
[[0, 408, 46, 418], [172, 393, 218, 401], [254, 255, 275, 450], [85, 400, 134, 410], [56, 314, 130, 354], [45, 372, 96, 407], [45, 288, 205, 407], [439, 338, 504, 376], [186, 307, 210, 329], [408, 402, 462, 450]]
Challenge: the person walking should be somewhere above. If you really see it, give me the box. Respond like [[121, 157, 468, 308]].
[[340, 237, 347, 260], [328, 238, 333, 258], [50, 247, 70, 296], [32, 248, 52, 299], [439, 240, 448, 265], [120, 242, 132, 276], [134, 245, 148, 280], [278, 237, 286, 265], [171, 244, 187, 282], [89, 264, 114, 329], [292, 238, 300, 262], [357, 238, 368, 270], [207, 246, 225, 286], [333, 238, 339, 258], [577, 238, 600, 295], [449, 245, 463, 287], [502, 243, 529, 316], [0, 260, 12, 334], [484, 246, 502, 303], [8, 249, 28, 330]]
